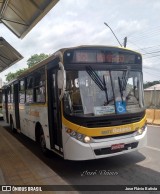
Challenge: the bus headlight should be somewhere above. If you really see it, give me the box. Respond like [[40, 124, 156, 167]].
[[84, 136, 91, 143], [77, 133, 84, 141], [137, 128, 143, 135], [70, 130, 77, 137], [66, 128, 91, 143], [135, 123, 147, 136]]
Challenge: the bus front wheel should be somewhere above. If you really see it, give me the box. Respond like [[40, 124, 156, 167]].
[[39, 130, 49, 156], [40, 134, 46, 152], [10, 117, 16, 133]]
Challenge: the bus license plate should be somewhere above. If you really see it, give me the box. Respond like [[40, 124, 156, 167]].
[[111, 143, 125, 150]]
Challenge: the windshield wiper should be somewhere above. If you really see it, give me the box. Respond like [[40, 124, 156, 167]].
[[121, 70, 128, 90], [118, 76, 124, 102], [86, 66, 109, 104], [86, 66, 104, 90], [103, 75, 109, 104], [118, 69, 129, 102]]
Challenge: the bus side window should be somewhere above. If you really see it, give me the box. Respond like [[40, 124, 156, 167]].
[[26, 76, 34, 103], [19, 79, 26, 104], [34, 68, 46, 103], [11, 84, 14, 103], [2, 90, 5, 103], [7, 87, 11, 103]]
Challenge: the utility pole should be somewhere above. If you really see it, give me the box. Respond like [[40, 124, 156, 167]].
[[124, 37, 127, 47], [104, 22, 122, 47]]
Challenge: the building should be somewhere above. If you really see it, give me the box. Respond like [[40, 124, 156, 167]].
[[144, 84, 160, 108]]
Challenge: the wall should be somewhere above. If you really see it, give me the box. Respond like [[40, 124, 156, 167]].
[[144, 90, 160, 108]]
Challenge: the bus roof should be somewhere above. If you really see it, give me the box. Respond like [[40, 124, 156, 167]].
[[59, 45, 141, 55], [17, 45, 142, 79]]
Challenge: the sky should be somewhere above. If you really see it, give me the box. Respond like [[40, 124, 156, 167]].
[[1, 0, 160, 83]]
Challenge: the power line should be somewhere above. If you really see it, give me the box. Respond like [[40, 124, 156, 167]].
[[129, 26, 160, 38], [128, 25, 160, 38], [143, 54, 160, 59], [118, 25, 160, 70], [130, 30, 160, 41], [142, 50, 160, 55], [143, 70, 160, 78], [136, 44, 160, 51], [143, 66, 160, 71]]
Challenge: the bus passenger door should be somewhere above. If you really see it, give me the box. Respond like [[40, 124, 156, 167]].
[[47, 67, 63, 154], [14, 83, 20, 130], [4, 89, 9, 123]]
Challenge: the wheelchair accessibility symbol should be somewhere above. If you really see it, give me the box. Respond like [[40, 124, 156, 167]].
[[116, 101, 126, 114]]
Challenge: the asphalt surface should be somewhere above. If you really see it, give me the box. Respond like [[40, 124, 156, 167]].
[[0, 121, 160, 194]]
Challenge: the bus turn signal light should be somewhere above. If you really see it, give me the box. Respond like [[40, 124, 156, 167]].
[[66, 128, 91, 143]]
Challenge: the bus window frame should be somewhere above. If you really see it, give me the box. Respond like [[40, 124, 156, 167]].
[[19, 79, 26, 104], [26, 75, 34, 103], [24, 67, 46, 104], [7, 86, 11, 103], [34, 68, 46, 103]]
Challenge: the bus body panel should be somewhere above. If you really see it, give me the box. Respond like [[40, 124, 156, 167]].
[[19, 104, 51, 148], [62, 125, 147, 160], [8, 103, 15, 125], [2, 46, 147, 161]]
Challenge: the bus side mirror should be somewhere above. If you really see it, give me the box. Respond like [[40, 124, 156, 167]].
[[57, 62, 66, 100]]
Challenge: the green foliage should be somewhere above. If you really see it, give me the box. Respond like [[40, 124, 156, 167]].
[[5, 68, 27, 82], [5, 53, 49, 82], [27, 53, 49, 68], [143, 80, 160, 89]]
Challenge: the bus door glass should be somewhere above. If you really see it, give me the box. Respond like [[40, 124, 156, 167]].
[[47, 67, 62, 152], [2, 89, 8, 122], [14, 83, 20, 129]]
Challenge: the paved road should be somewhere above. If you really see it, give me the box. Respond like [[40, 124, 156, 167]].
[[1, 122, 160, 193], [147, 125, 160, 150]]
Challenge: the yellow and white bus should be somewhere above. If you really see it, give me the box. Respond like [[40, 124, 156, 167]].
[[2, 45, 147, 160]]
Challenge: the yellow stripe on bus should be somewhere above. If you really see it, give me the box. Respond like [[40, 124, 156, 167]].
[[62, 115, 146, 137]]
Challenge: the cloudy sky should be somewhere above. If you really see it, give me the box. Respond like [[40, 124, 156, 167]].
[[1, 0, 160, 83]]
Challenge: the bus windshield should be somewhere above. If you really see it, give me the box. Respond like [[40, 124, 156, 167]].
[[63, 69, 144, 117]]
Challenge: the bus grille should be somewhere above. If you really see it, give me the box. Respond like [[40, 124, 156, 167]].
[[83, 117, 142, 128], [92, 131, 135, 140], [94, 142, 139, 156]]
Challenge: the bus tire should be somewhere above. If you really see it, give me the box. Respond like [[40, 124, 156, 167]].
[[10, 116, 16, 133], [39, 128, 49, 156]]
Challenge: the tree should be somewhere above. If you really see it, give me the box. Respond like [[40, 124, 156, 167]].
[[27, 53, 49, 68], [143, 80, 160, 89], [5, 72, 16, 82], [5, 53, 49, 82], [5, 68, 27, 82]]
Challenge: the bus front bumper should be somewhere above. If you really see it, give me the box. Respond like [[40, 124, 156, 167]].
[[63, 127, 147, 161]]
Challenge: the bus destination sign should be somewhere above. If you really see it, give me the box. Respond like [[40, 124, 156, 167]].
[[65, 49, 141, 64]]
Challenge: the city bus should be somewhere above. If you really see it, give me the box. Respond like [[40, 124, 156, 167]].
[[2, 45, 147, 160]]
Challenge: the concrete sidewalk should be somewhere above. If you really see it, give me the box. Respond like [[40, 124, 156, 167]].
[[0, 124, 78, 194]]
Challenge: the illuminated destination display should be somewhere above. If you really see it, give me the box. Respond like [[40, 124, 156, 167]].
[[64, 49, 142, 64]]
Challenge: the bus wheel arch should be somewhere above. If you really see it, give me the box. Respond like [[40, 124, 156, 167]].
[[10, 115, 16, 133], [35, 122, 48, 155]]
